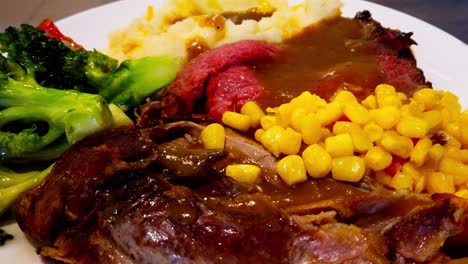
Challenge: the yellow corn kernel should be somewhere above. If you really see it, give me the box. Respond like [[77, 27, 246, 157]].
[[333, 90, 357, 104], [413, 88, 437, 110], [276, 103, 293, 127], [290, 107, 308, 132], [321, 127, 332, 139], [260, 125, 284, 157], [439, 158, 468, 186], [458, 149, 468, 163], [440, 108, 456, 128], [361, 94, 377, 109], [277, 155, 307, 186], [397, 92, 408, 102], [260, 115, 278, 130], [426, 172, 455, 194], [201, 123, 225, 149], [254, 128, 265, 142], [410, 136, 432, 167], [414, 175, 425, 193], [325, 133, 354, 157], [332, 121, 360, 135], [406, 100, 426, 117], [225, 164, 261, 184], [428, 144, 446, 165], [331, 156, 366, 182], [455, 189, 468, 199], [302, 144, 332, 178], [363, 122, 384, 142], [402, 162, 422, 183], [422, 110, 442, 132], [343, 102, 372, 125], [365, 146, 392, 171], [390, 172, 413, 191], [222, 111, 251, 132], [444, 122, 461, 139], [266, 106, 278, 114], [396, 115, 429, 138], [379, 94, 402, 108], [280, 128, 302, 155], [301, 114, 322, 145], [290, 91, 326, 113], [350, 127, 372, 153], [439, 91, 461, 114], [444, 147, 463, 162], [460, 110, 468, 127], [370, 106, 400, 130], [380, 132, 413, 158], [445, 135, 462, 149], [459, 127, 468, 145], [241, 101, 264, 128], [375, 84, 396, 107], [374, 170, 392, 186], [316, 101, 343, 126]]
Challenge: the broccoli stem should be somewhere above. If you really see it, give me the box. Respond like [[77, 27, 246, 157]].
[[86, 56, 182, 111], [0, 163, 53, 216]]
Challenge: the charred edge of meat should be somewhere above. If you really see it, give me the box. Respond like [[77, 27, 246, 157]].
[[355, 10, 432, 91]]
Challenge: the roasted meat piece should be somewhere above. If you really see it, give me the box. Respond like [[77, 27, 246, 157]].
[[138, 40, 279, 125], [138, 11, 430, 126], [15, 121, 468, 263]]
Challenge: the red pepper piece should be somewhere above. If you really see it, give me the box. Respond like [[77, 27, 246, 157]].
[[336, 115, 351, 122], [37, 19, 84, 50], [385, 155, 408, 176], [326, 114, 351, 130], [411, 137, 420, 146]]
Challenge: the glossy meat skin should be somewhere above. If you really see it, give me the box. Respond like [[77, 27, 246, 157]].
[[15, 122, 468, 263]]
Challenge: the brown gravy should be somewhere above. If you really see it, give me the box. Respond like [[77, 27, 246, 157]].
[[255, 17, 385, 108]]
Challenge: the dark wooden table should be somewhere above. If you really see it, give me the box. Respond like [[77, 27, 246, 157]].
[[369, 0, 467, 44]]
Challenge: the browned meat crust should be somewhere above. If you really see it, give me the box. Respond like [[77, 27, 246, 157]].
[[355, 10, 431, 95], [15, 122, 468, 263]]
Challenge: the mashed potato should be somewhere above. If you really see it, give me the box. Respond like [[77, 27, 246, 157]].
[[107, 0, 342, 61]]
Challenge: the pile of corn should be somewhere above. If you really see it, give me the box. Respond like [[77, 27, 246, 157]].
[[201, 84, 468, 198]]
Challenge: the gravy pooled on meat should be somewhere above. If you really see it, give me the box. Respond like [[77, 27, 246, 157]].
[[255, 16, 384, 107]]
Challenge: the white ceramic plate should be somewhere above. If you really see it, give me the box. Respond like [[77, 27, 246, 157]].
[[1, 0, 467, 263]]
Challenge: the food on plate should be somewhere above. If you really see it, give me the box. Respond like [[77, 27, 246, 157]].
[[0, 164, 53, 216], [16, 121, 468, 263], [0, 20, 181, 214], [138, 10, 430, 126], [2, 21, 182, 111], [0, 229, 13, 245], [107, 0, 342, 61], [5, 0, 468, 263]]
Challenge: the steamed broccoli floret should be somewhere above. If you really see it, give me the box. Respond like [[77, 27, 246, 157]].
[[0, 23, 181, 111], [0, 163, 53, 216], [0, 71, 114, 162], [0, 24, 89, 87]]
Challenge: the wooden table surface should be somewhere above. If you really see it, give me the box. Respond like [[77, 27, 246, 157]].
[[1, 0, 467, 44]]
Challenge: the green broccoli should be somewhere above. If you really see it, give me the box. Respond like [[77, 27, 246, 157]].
[[0, 229, 14, 245], [0, 71, 114, 162], [0, 163, 53, 216], [0, 23, 182, 111]]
